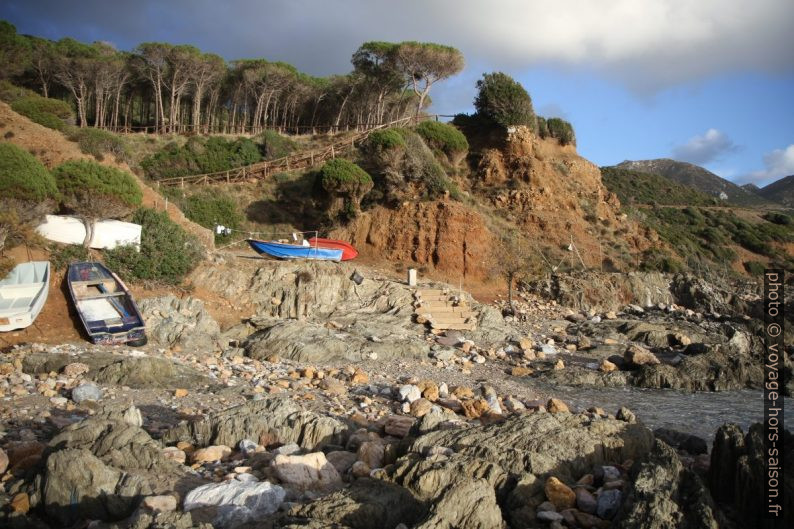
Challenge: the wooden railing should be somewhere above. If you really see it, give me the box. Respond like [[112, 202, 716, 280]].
[[155, 115, 443, 188]]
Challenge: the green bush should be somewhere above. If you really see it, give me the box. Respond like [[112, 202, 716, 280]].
[[320, 158, 372, 191], [50, 244, 90, 270], [53, 160, 142, 217], [10, 95, 73, 131], [415, 121, 468, 158], [0, 81, 36, 104], [367, 129, 406, 151], [103, 208, 203, 284], [257, 130, 296, 160], [67, 127, 128, 161], [141, 136, 262, 180], [743, 261, 765, 276], [474, 72, 536, 129], [320, 159, 373, 218], [0, 143, 58, 201], [763, 212, 792, 225], [536, 116, 549, 139], [181, 192, 244, 241], [546, 118, 576, 146]]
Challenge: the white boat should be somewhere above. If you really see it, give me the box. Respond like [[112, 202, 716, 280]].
[[0, 261, 50, 332], [36, 215, 142, 250]]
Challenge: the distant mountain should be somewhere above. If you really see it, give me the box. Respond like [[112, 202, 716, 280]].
[[757, 175, 794, 208], [616, 159, 770, 207], [600, 166, 717, 206], [742, 183, 761, 193]]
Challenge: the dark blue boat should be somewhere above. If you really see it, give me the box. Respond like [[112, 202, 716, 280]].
[[247, 239, 343, 261], [67, 262, 147, 346]]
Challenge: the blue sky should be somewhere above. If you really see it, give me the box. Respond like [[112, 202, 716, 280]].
[[2, 0, 793, 186]]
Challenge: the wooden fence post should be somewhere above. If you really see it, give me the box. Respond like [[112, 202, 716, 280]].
[[331, 145, 335, 159], [181, 178, 184, 190]]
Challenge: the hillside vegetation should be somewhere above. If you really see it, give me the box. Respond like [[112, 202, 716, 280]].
[[601, 166, 718, 206]]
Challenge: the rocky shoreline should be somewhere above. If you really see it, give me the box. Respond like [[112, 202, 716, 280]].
[[0, 260, 791, 527]]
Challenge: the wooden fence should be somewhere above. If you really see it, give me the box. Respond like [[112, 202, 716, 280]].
[[155, 115, 444, 188]]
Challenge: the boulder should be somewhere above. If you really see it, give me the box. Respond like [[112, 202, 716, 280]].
[[23, 352, 211, 390], [272, 452, 342, 491], [162, 396, 347, 451], [184, 478, 285, 528], [288, 478, 424, 529], [245, 318, 428, 363], [623, 345, 660, 367], [708, 423, 794, 527], [139, 295, 221, 351], [615, 440, 719, 528], [43, 448, 147, 525]]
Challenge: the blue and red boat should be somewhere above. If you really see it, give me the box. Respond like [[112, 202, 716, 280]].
[[247, 239, 343, 261], [307, 237, 358, 261]]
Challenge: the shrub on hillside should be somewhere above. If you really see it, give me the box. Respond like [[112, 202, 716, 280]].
[[50, 243, 91, 270], [52, 160, 142, 221], [0, 143, 58, 251], [763, 212, 792, 226], [10, 95, 73, 131], [141, 136, 262, 180], [546, 118, 576, 146], [416, 121, 468, 162], [181, 191, 244, 241], [474, 72, 536, 129], [536, 116, 549, 139], [0, 143, 58, 202], [743, 260, 765, 276], [367, 129, 406, 151], [257, 130, 296, 160], [320, 158, 373, 218], [103, 208, 203, 284], [67, 127, 128, 161], [0, 80, 37, 104]]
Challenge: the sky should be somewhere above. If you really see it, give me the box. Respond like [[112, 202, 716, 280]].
[[2, 0, 793, 186]]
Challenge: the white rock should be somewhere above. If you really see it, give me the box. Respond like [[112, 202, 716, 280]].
[[272, 443, 301, 456], [72, 383, 102, 403], [438, 383, 449, 398], [184, 480, 285, 528], [271, 452, 342, 491], [398, 384, 421, 403]]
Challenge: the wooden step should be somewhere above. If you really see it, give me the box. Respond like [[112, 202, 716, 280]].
[[415, 295, 455, 303], [414, 301, 461, 309], [427, 315, 474, 325], [415, 289, 448, 296], [415, 306, 469, 314], [431, 322, 476, 331]]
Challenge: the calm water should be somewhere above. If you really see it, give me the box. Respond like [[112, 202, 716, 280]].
[[531, 382, 793, 442]]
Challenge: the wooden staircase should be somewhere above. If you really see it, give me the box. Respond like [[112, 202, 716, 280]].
[[414, 289, 477, 331]]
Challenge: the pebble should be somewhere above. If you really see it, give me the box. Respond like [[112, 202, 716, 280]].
[[398, 384, 421, 403], [545, 476, 576, 510], [72, 383, 103, 403], [596, 489, 622, 520], [537, 510, 564, 522], [142, 495, 177, 512], [575, 487, 597, 513], [546, 398, 570, 413], [10, 492, 29, 513], [192, 445, 232, 463]]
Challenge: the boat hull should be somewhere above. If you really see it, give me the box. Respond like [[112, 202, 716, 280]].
[[247, 239, 343, 261], [307, 237, 358, 261], [0, 261, 50, 332], [67, 262, 147, 345]]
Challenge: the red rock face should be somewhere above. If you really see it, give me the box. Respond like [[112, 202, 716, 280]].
[[332, 199, 495, 281]]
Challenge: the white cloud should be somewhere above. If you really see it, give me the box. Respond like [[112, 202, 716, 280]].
[[672, 128, 739, 165], [741, 144, 794, 185]]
